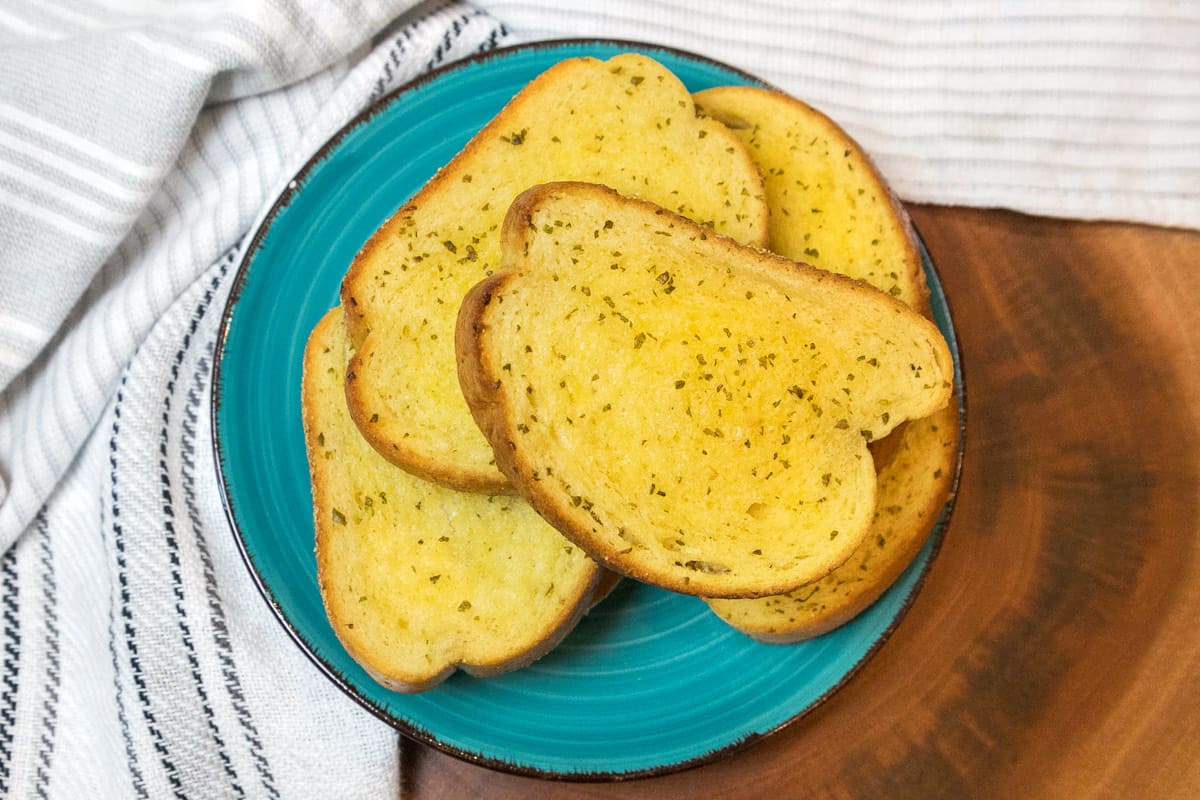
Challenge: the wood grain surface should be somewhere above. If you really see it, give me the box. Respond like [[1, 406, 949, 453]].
[[398, 206, 1200, 799]]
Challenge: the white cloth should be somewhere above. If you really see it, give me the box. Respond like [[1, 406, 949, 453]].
[[0, 2, 512, 797], [0, 1, 1196, 797], [486, 0, 1200, 230]]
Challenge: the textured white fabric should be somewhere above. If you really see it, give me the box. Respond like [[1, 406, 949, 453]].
[[485, 0, 1200, 230], [0, 1, 1195, 797], [0, 2, 512, 797]]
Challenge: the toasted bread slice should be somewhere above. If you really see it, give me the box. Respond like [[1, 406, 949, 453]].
[[342, 53, 769, 493], [705, 402, 958, 641], [457, 182, 953, 598], [694, 85, 928, 311], [693, 85, 959, 638], [302, 309, 601, 692]]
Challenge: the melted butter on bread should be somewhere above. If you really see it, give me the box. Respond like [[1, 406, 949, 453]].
[[456, 182, 952, 598]]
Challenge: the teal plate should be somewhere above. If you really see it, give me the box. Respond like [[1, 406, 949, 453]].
[[213, 39, 966, 780]]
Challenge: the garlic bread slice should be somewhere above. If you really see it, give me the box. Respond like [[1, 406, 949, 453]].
[[457, 182, 953, 598], [303, 309, 601, 691], [341, 54, 768, 493]]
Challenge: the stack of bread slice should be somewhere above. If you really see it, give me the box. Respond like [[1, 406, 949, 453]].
[[303, 53, 958, 692], [303, 310, 605, 691], [339, 53, 769, 493], [692, 86, 960, 641], [306, 53, 769, 691], [457, 181, 952, 599]]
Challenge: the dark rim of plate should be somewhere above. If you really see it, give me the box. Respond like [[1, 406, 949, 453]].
[[210, 37, 968, 782]]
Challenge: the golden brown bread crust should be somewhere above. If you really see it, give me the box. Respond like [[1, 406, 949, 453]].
[[458, 271, 682, 590], [588, 570, 624, 610], [341, 353, 516, 496], [457, 182, 953, 598], [493, 181, 923, 322]]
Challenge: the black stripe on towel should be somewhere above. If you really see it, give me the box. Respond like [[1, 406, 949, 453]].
[[160, 260, 245, 798], [182, 258, 280, 798], [34, 510, 60, 800], [477, 20, 509, 53], [0, 542, 18, 796], [369, 7, 510, 102], [106, 377, 158, 800], [427, 7, 502, 70]]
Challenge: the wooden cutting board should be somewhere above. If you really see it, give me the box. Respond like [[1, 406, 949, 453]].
[[399, 205, 1200, 799]]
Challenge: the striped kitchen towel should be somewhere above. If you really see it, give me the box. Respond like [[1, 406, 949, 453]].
[[0, 2, 512, 797], [1, 1, 1197, 797]]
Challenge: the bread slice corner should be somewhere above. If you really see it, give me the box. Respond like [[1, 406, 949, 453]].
[[706, 401, 959, 641], [694, 85, 929, 312]]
